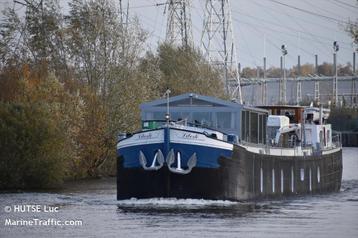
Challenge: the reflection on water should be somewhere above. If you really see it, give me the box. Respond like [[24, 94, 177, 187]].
[[0, 148, 358, 238]]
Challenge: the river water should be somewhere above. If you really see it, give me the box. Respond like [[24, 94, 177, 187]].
[[1, 148, 358, 238]]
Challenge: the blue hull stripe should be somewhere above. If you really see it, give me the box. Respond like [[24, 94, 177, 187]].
[[117, 128, 234, 169]]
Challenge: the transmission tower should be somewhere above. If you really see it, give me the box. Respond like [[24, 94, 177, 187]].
[[165, 0, 193, 48], [201, 0, 242, 103]]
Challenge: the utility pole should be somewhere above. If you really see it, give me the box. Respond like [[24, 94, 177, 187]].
[[201, 0, 242, 103], [165, 0, 193, 48], [313, 54, 320, 104], [333, 41, 339, 106], [262, 56, 267, 105], [280, 45, 288, 104]]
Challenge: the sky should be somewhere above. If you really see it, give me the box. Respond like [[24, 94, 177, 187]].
[[0, 0, 357, 69]]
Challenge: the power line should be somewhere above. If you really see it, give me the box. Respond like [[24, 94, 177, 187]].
[[247, 0, 337, 58], [128, 2, 166, 10], [269, 1, 332, 59], [137, 12, 165, 41], [249, 1, 329, 58], [268, 0, 357, 26], [250, 0, 346, 34], [327, 0, 358, 13], [335, 0, 358, 9], [232, 9, 352, 46], [237, 26, 259, 67], [302, 0, 341, 18]]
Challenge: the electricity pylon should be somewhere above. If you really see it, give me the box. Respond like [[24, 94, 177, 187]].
[[201, 0, 242, 103], [165, 0, 193, 48]]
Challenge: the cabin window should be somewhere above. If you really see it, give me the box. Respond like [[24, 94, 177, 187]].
[[259, 114, 263, 144], [217, 112, 232, 129], [263, 115, 267, 144], [258, 114, 267, 144], [241, 110, 267, 144], [241, 110, 250, 142], [250, 112, 259, 144], [170, 111, 191, 121], [144, 112, 153, 120], [241, 111, 246, 140], [193, 112, 212, 127], [245, 111, 250, 140], [171, 112, 182, 121], [153, 112, 166, 120]]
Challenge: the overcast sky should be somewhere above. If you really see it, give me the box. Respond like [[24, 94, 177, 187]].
[[0, 0, 357, 69]]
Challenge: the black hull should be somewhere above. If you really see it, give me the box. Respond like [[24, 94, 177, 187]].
[[117, 145, 342, 201]]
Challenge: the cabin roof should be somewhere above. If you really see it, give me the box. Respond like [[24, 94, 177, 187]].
[[140, 92, 267, 113], [141, 93, 240, 109]]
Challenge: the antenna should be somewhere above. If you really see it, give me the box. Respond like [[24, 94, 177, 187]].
[[165, 0, 193, 48], [201, 0, 242, 103], [164, 88, 171, 123]]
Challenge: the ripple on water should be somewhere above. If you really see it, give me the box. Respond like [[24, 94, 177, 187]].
[[0, 148, 357, 238]]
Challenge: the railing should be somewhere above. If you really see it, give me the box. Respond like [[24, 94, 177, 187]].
[[240, 140, 315, 156]]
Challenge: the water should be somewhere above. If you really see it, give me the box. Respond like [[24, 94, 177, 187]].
[[1, 148, 358, 238]]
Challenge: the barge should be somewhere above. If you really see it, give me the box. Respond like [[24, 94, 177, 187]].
[[116, 92, 342, 201]]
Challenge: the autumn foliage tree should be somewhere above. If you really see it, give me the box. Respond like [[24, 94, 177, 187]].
[[0, 0, 225, 188]]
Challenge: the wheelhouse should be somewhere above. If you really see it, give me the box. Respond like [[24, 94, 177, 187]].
[[140, 93, 268, 144]]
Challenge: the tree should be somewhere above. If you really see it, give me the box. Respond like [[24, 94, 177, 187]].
[[0, 92, 70, 189], [63, 0, 150, 176], [157, 44, 225, 97], [0, 0, 68, 76], [241, 67, 257, 78], [66, 0, 146, 97], [317, 62, 333, 76], [266, 66, 282, 78], [346, 20, 358, 46]]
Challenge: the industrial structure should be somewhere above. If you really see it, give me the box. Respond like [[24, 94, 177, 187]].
[[201, 0, 242, 103], [165, 0, 193, 48], [240, 52, 358, 107], [161, 0, 357, 108]]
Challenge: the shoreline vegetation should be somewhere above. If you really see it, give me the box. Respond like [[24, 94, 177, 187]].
[[0, 0, 357, 190], [0, 0, 225, 190]]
